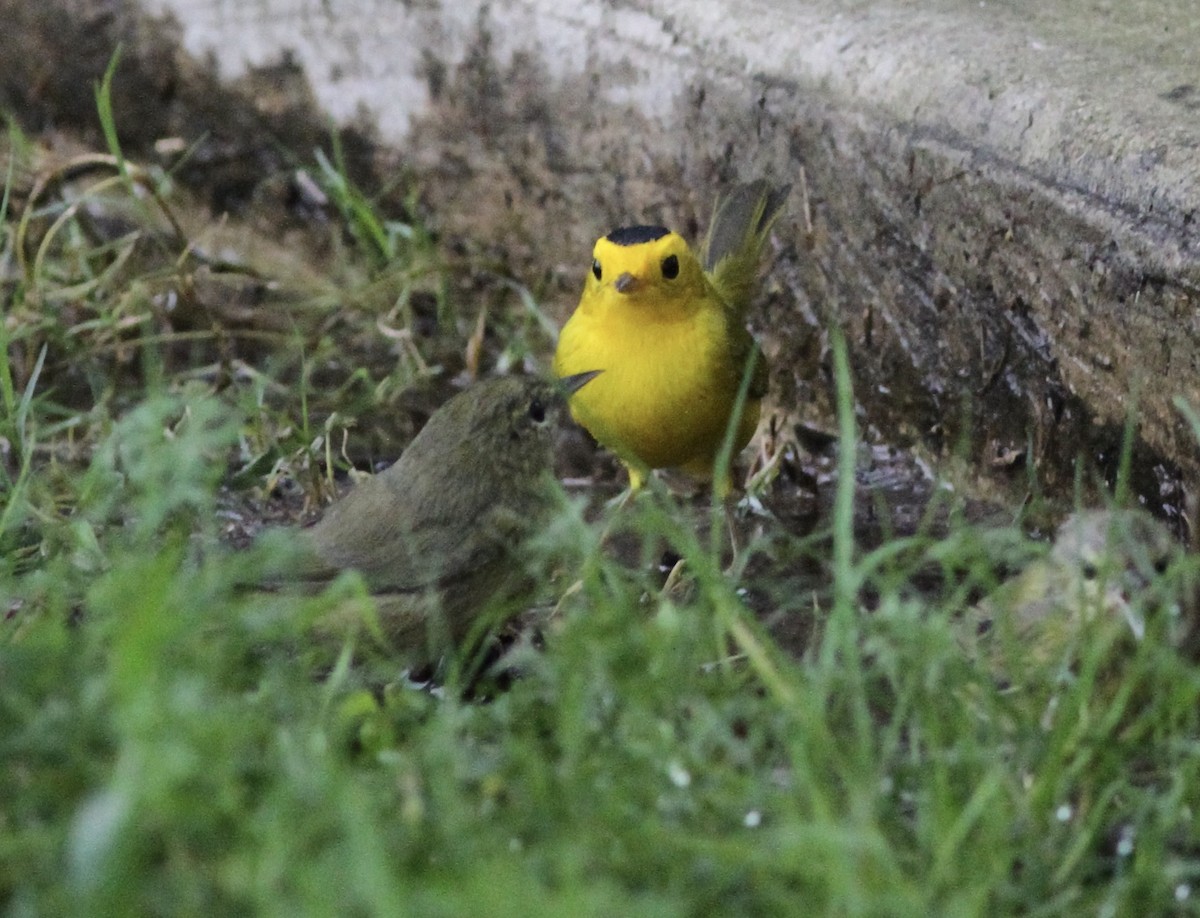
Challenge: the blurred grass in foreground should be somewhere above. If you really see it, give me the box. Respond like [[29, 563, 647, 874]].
[[4, 80, 1200, 917]]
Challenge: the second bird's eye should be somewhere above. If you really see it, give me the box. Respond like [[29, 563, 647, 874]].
[[592, 259, 602, 281], [661, 254, 679, 279], [1081, 562, 1099, 581], [528, 398, 547, 424]]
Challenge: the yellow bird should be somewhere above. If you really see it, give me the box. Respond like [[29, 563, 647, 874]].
[[553, 181, 788, 492]]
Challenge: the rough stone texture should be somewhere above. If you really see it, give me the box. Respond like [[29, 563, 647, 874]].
[[3, 0, 1199, 511]]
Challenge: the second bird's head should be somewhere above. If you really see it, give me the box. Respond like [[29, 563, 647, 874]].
[[585, 224, 705, 314], [448, 371, 601, 460]]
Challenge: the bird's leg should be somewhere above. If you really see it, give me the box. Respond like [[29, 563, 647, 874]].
[[597, 463, 649, 543], [626, 464, 648, 492]]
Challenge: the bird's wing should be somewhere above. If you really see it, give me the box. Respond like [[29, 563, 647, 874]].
[[726, 321, 770, 400], [299, 444, 542, 594]]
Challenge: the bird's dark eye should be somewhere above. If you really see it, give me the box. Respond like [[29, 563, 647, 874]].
[[528, 398, 547, 424], [1153, 557, 1170, 575], [661, 254, 679, 279], [592, 259, 602, 281], [1082, 562, 1099, 580]]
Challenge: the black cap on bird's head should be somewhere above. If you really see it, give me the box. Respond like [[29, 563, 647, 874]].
[[605, 225, 670, 246]]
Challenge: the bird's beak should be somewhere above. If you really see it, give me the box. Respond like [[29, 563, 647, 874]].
[[559, 369, 603, 395], [613, 272, 640, 294]]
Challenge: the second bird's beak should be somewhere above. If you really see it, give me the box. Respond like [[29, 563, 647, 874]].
[[614, 272, 640, 294], [559, 369, 603, 395]]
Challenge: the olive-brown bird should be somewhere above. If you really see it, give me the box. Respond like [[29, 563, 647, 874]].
[[265, 372, 599, 660]]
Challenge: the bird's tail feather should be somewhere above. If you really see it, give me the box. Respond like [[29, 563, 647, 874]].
[[702, 180, 790, 314]]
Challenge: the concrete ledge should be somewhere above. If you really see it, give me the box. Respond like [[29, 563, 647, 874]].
[[5, 0, 1199, 508]]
